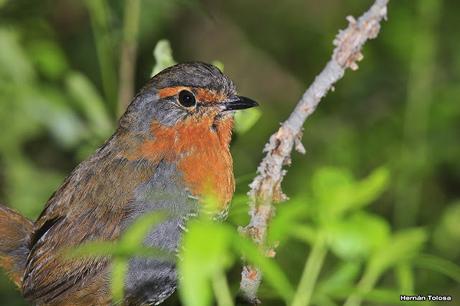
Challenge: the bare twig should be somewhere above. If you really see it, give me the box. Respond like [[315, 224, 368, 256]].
[[239, 0, 390, 303], [117, 0, 141, 115]]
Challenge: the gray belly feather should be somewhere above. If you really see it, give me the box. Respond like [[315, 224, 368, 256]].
[[123, 161, 198, 305]]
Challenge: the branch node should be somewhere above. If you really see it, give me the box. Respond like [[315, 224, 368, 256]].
[[295, 132, 306, 154]]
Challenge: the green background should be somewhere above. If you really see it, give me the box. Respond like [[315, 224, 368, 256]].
[[0, 0, 459, 305]]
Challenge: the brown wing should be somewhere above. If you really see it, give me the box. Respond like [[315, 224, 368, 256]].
[[0, 205, 33, 288], [23, 143, 156, 305]]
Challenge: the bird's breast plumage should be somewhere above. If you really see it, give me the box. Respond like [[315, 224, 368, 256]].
[[132, 116, 235, 209]]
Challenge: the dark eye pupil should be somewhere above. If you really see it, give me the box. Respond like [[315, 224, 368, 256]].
[[178, 90, 196, 107]]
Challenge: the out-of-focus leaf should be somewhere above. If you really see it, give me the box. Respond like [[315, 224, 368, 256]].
[[414, 254, 460, 283], [2, 85, 86, 148], [200, 192, 222, 217], [369, 228, 427, 274], [68, 241, 117, 258], [433, 201, 460, 258], [66, 72, 113, 138], [69, 240, 168, 259], [0, 84, 42, 146], [0, 28, 35, 83], [69, 212, 172, 261], [349, 167, 390, 210], [69, 211, 173, 304], [328, 212, 390, 261], [312, 167, 354, 221], [28, 40, 68, 80], [317, 262, 361, 296], [151, 39, 176, 76], [119, 211, 167, 252], [30, 87, 88, 148], [289, 225, 317, 245], [179, 220, 234, 306], [312, 167, 389, 222], [268, 200, 311, 244], [312, 167, 353, 200], [234, 107, 262, 134], [212, 60, 224, 72]]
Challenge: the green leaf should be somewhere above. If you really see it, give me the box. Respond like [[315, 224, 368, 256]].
[[433, 201, 460, 258], [312, 167, 353, 201], [28, 40, 69, 80], [348, 167, 390, 211], [289, 225, 317, 245], [30, 87, 88, 148], [119, 211, 167, 252], [151, 39, 176, 76], [68, 211, 172, 260], [234, 108, 262, 134], [212, 60, 224, 72], [414, 254, 460, 283], [312, 167, 389, 222], [0, 28, 35, 83], [66, 72, 113, 138], [369, 228, 427, 275], [4, 155, 63, 218], [317, 262, 361, 295], [311, 167, 354, 221], [328, 212, 391, 260], [179, 221, 234, 306], [268, 201, 311, 243], [67, 241, 118, 258]]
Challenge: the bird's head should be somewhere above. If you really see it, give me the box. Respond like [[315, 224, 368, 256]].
[[119, 62, 258, 137]]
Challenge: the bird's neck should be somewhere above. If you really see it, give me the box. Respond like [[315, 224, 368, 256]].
[[127, 116, 235, 208]]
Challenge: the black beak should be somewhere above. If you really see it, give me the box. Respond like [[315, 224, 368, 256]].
[[222, 96, 259, 111]]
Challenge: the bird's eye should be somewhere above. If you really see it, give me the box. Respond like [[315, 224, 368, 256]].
[[178, 90, 196, 108]]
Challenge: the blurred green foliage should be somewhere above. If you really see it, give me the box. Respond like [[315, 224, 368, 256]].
[[0, 0, 459, 305]]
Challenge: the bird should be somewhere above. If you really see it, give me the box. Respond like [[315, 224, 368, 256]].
[[0, 62, 258, 306]]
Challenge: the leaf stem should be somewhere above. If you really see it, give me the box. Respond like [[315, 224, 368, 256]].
[[212, 270, 235, 306], [111, 258, 128, 303], [291, 233, 327, 306], [343, 264, 381, 306]]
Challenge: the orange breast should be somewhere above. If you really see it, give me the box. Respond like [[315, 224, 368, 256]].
[[135, 116, 235, 209]]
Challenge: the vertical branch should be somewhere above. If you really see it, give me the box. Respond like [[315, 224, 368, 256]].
[[239, 0, 390, 303], [117, 0, 142, 115], [85, 0, 118, 118], [393, 0, 442, 228]]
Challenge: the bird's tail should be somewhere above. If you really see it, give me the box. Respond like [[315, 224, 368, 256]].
[[0, 205, 33, 288]]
